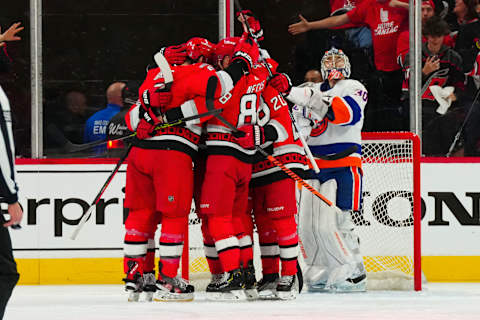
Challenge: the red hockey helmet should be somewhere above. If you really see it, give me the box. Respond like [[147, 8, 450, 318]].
[[185, 37, 215, 62], [214, 37, 240, 67]]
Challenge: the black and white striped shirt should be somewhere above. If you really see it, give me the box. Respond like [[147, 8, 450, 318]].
[[0, 84, 18, 204]]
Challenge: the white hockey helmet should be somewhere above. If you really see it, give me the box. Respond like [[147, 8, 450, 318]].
[[320, 48, 351, 81]]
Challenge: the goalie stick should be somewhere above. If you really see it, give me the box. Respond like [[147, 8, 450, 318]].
[[71, 52, 175, 240], [234, 2, 320, 173]]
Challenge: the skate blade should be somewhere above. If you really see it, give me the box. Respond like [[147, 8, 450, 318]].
[[307, 284, 329, 293], [153, 292, 194, 302], [143, 291, 154, 302], [127, 291, 140, 302], [258, 289, 279, 300], [327, 279, 367, 293], [245, 288, 259, 301], [206, 290, 247, 301], [276, 290, 297, 300]]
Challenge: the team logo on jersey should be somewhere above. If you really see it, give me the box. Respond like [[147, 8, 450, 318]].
[[168, 195, 175, 202], [310, 119, 328, 137]]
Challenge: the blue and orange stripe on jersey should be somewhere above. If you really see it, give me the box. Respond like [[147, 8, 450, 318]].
[[329, 95, 362, 126]]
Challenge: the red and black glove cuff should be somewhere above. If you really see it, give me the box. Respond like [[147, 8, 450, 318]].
[[268, 73, 292, 96]]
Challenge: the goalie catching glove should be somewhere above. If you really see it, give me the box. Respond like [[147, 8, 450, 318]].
[[234, 124, 278, 149]]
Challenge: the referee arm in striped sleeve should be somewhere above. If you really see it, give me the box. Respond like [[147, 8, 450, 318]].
[[0, 84, 23, 227]]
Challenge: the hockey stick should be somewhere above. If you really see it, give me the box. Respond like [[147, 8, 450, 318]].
[[71, 52, 176, 239], [446, 87, 480, 157], [56, 108, 223, 153], [234, 2, 320, 173], [70, 144, 132, 240]]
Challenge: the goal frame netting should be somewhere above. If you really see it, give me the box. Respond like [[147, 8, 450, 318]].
[[181, 131, 422, 291], [361, 132, 422, 291]]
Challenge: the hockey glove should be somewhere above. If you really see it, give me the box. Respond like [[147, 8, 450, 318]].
[[139, 88, 172, 124], [231, 33, 259, 73], [160, 44, 187, 65], [269, 73, 292, 96], [235, 124, 265, 149], [307, 89, 329, 121], [236, 10, 264, 41], [136, 118, 158, 140]]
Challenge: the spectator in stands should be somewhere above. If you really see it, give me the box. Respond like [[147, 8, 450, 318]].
[[0, 21, 23, 320], [404, 16, 465, 155], [84, 81, 126, 156], [289, 0, 409, 131], [453, 0, 480, 75], [327, 1, 374, 82], [304, 69, 323, 83], [57, 90, 91, 144], [104, 81, 139, 157]]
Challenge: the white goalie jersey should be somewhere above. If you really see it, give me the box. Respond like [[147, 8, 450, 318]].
[[289, 78, 368, 169]]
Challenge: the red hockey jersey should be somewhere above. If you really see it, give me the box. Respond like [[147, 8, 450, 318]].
[[125, 62, 222, 159]]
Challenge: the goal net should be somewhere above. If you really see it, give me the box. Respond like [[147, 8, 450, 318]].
[[181, 132, 422, 291]]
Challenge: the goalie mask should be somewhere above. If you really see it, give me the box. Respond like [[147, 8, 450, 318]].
[[320, 48, 351, 81]]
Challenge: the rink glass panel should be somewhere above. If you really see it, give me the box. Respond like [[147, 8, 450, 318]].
[[1, 1, 31, 157], [41, 0, 218, 158]]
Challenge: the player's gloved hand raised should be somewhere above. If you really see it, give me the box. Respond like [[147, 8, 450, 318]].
[[236, 10, 264, 41], [269, 73, 292, 96], [235, 124, 265, 149], [160, 43, 187, 65], [231, 32, 259, 73]]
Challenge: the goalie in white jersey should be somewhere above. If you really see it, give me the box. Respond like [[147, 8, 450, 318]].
[[269, 48, 367, 292]]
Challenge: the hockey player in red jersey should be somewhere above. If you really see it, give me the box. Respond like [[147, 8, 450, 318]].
[[122, 34, 261, 302], [122, 37, 218, 302], [246, 84, 309, 300], [194, 34, 283, 300]]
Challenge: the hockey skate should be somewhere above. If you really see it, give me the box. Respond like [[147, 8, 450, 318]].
[[256, 273, 279, 299], [206, 273, 223, 291], [123, 265, 143, 302], [142, 271, 156, 301], [276, 275, 298, 300], [243, 261, 258, 300], [326, 264, 367, 293], [154, 273, 194, 302], [206, 268, 246, 301], [327, 273, 367, 292], [305, 265, 329, 293]]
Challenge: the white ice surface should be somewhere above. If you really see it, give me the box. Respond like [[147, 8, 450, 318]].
[[6, 283, 480, 320]]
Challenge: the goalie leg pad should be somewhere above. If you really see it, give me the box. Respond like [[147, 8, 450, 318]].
[[299, 179, 361, 289]]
